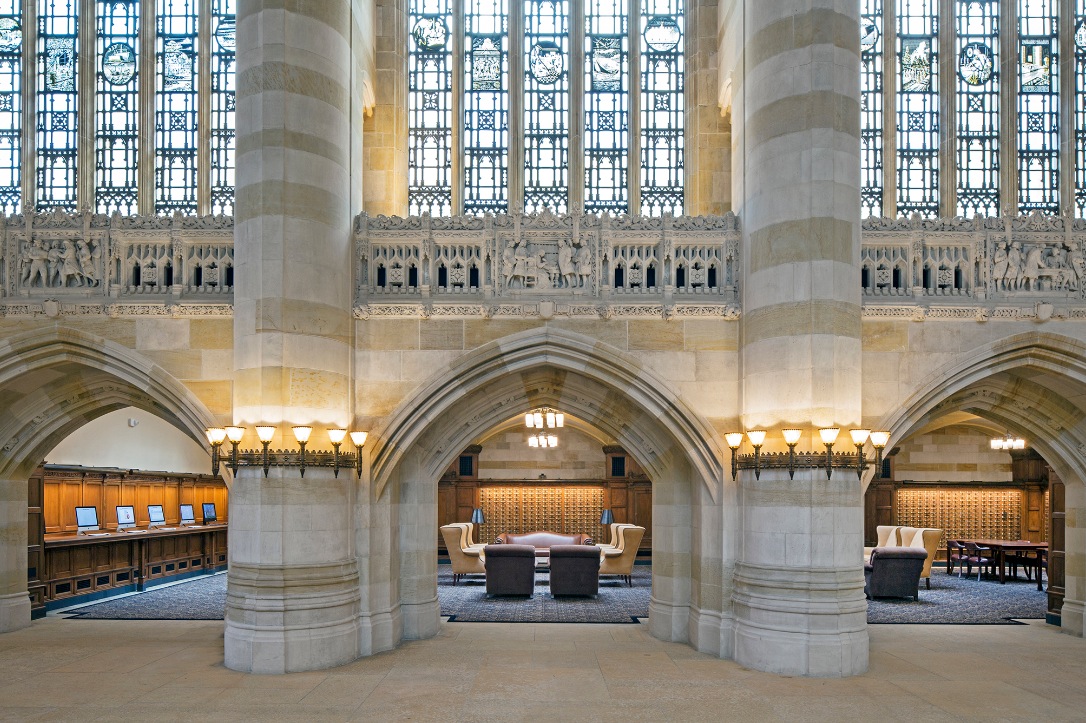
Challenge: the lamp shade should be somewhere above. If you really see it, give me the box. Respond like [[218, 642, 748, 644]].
[[782, 429, 803, 445], [471, 508, 485, 525], [600, 509, 614, 525], [255, 425, 276, 443], [225, 426, 245, 443], [327, 428, 347, 445], [349, 431, 368, 447]]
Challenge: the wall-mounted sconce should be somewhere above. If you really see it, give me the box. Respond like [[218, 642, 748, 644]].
[[205, 425, 370, 479], [725, 427, 890, 481]]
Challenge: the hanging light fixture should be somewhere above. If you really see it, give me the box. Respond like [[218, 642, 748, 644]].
[[990, 433, 1026, 451], [524, 407, 564, 429], [528, 431, 559, 448]]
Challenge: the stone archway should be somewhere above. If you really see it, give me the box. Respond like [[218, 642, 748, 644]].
[[361, 327, 735, 658], [0, 327, 218, 632], [882, 331, 1086, 636]]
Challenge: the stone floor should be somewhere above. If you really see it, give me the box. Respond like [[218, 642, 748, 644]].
[[0, 617, 1084, 721]]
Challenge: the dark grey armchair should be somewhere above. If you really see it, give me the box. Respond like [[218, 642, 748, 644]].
[[549, 544, 600, 597], [864, 546, 927, 601], [484, 544, 536, 597]]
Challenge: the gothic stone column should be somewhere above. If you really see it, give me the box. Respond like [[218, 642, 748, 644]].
[[226, 0, 361, 674], [0, 478, 30, 633], [730, 0, 868, 677]]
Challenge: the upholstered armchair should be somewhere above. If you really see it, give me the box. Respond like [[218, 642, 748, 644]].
[[596, 523, 634, 553], [600, 525, 644, 586], [864, 525, 901, 562], [440, 524, 485, 585], [899, 527, 942, 589], [549, 544, 600, 597], [463, 522, 487, 552], [483, 544, 536, 596], [864, 546, 927, 600]]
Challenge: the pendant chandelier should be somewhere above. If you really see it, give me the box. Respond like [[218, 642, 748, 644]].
[[990, 433, 1025, 451], [525, 407, 563, 448]]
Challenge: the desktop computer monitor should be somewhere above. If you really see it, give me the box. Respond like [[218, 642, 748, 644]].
[[116, 505, 136, 530], [75, 506, 99, 534], [202, 502, 217, 524], [147, 505, 166, 527], [179, 504, 195, 525]]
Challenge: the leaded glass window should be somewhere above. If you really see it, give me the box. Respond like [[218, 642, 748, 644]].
[[210, 0, 236, 216], [0, 1, 20, 213], [95, 0, 139, 214], [1076, 2, 1086, 216], [860, 0, 883, 218], [584, 0, 628, 213], [523, 0, 570, 213], [155, 0, 198, 213], [955, 0, 999, 217], [897, 0, 939, 217], [408, 0, 453, 216], [1018, 0, 1059, 214], [463, 0, 509, 214], [37, 0, 79, 210], [409, 0, 684, 216], [640, 0, 684, 216]]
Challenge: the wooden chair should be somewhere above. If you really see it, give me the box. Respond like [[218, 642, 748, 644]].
[[946, 540, 967, 576], [961, 541, 993, 580]]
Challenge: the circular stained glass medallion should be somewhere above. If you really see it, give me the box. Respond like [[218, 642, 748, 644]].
[[412, 17, 447, 50], [102, 43, 136, 86], [529, 41, 563, 84], [0, 17, 20, 52], [215, 17, 236, 52], [860, 19, 879, 51], [1076, 19, 1086, 49], [644, 17, 681, 52], [958, 42, 994, 85]]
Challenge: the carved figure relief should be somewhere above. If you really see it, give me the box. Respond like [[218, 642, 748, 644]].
[[20, 237, 101, 289]]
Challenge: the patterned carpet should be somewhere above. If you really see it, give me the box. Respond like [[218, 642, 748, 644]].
[[60, 565, 1048, 626], [866, 569, 1047, 624], [438, 564, 650, 623]]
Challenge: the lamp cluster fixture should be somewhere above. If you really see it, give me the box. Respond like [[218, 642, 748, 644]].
[[725, 428, 891, 480], [205, 425, 368, 478], [990, 434, 1026, 451], [525, 407, 563, 448]]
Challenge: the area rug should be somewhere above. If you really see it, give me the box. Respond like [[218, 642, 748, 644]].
[[866, 571, 1047, 624], [438, 564, 650, 623], [63, 572, 227, 620]]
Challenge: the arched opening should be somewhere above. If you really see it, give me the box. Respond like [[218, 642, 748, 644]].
[[365, 327, 733, 656], [875, 332, 1086, 636]]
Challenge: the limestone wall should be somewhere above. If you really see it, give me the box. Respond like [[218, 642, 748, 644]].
[[476, 427, 608, 480], [890, 425, 1013, 483]]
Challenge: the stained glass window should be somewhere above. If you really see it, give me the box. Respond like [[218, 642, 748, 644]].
[[408, 0, 453, 216], [584, 0, 628, 213], [95, 0, 139, 214], [37, 0, 79, 210], [523, 0, 570, 213], [1018, 0, 1059, 213], [640, 0, 684, 216], [1076, 2, 1086, 216], [0, 1, 21, 213], [897, 0, 939, 217], [860, 0, 883, 217], [210, 0, 235, 215], [955, 0, 999, 217], [155, 0, 198, 213], [463, 0, 509, 214]]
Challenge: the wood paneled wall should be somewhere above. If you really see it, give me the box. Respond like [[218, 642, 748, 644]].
[[39, 464, 228, 533]]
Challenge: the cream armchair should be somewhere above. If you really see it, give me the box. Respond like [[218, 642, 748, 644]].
[[463, 522, 487, 552], [600, 525, 645, 586], [899, 527, 943, 589], [864, 525, 901, 562], [596, 523, 634, 553], [440, 523, 485, 585]]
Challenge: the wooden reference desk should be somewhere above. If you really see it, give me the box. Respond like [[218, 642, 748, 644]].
[[958, 539, 1048, 585], [41, 525, 227, 609]]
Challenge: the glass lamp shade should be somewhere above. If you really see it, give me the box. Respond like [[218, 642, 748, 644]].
[[554, 413, 564, 427], [724, 432, 744, 449], [533, 412, 544, 429], [255, 425, 276, 443], [292, 426, 313, 443], [205, 427, 227, 445], [782, 429, 803, 445], [849, 429, 871, 446], [746, 430, 767, 446], [525, 413, 536, 428], [990, 439, 1002, 450], [547, 435, 558, 447], [869, 431, 890, 448], [1013, 438, 1026, 450], [349, 431, 368, 447], [529, 436, 539, 448], [327, 428, 348, 445], [600, 509, 614, 525], [225, 426, 245, 443], [471, 508, 485, 525], [545, 411, 556, 428], [818, 427, 841, 445]]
